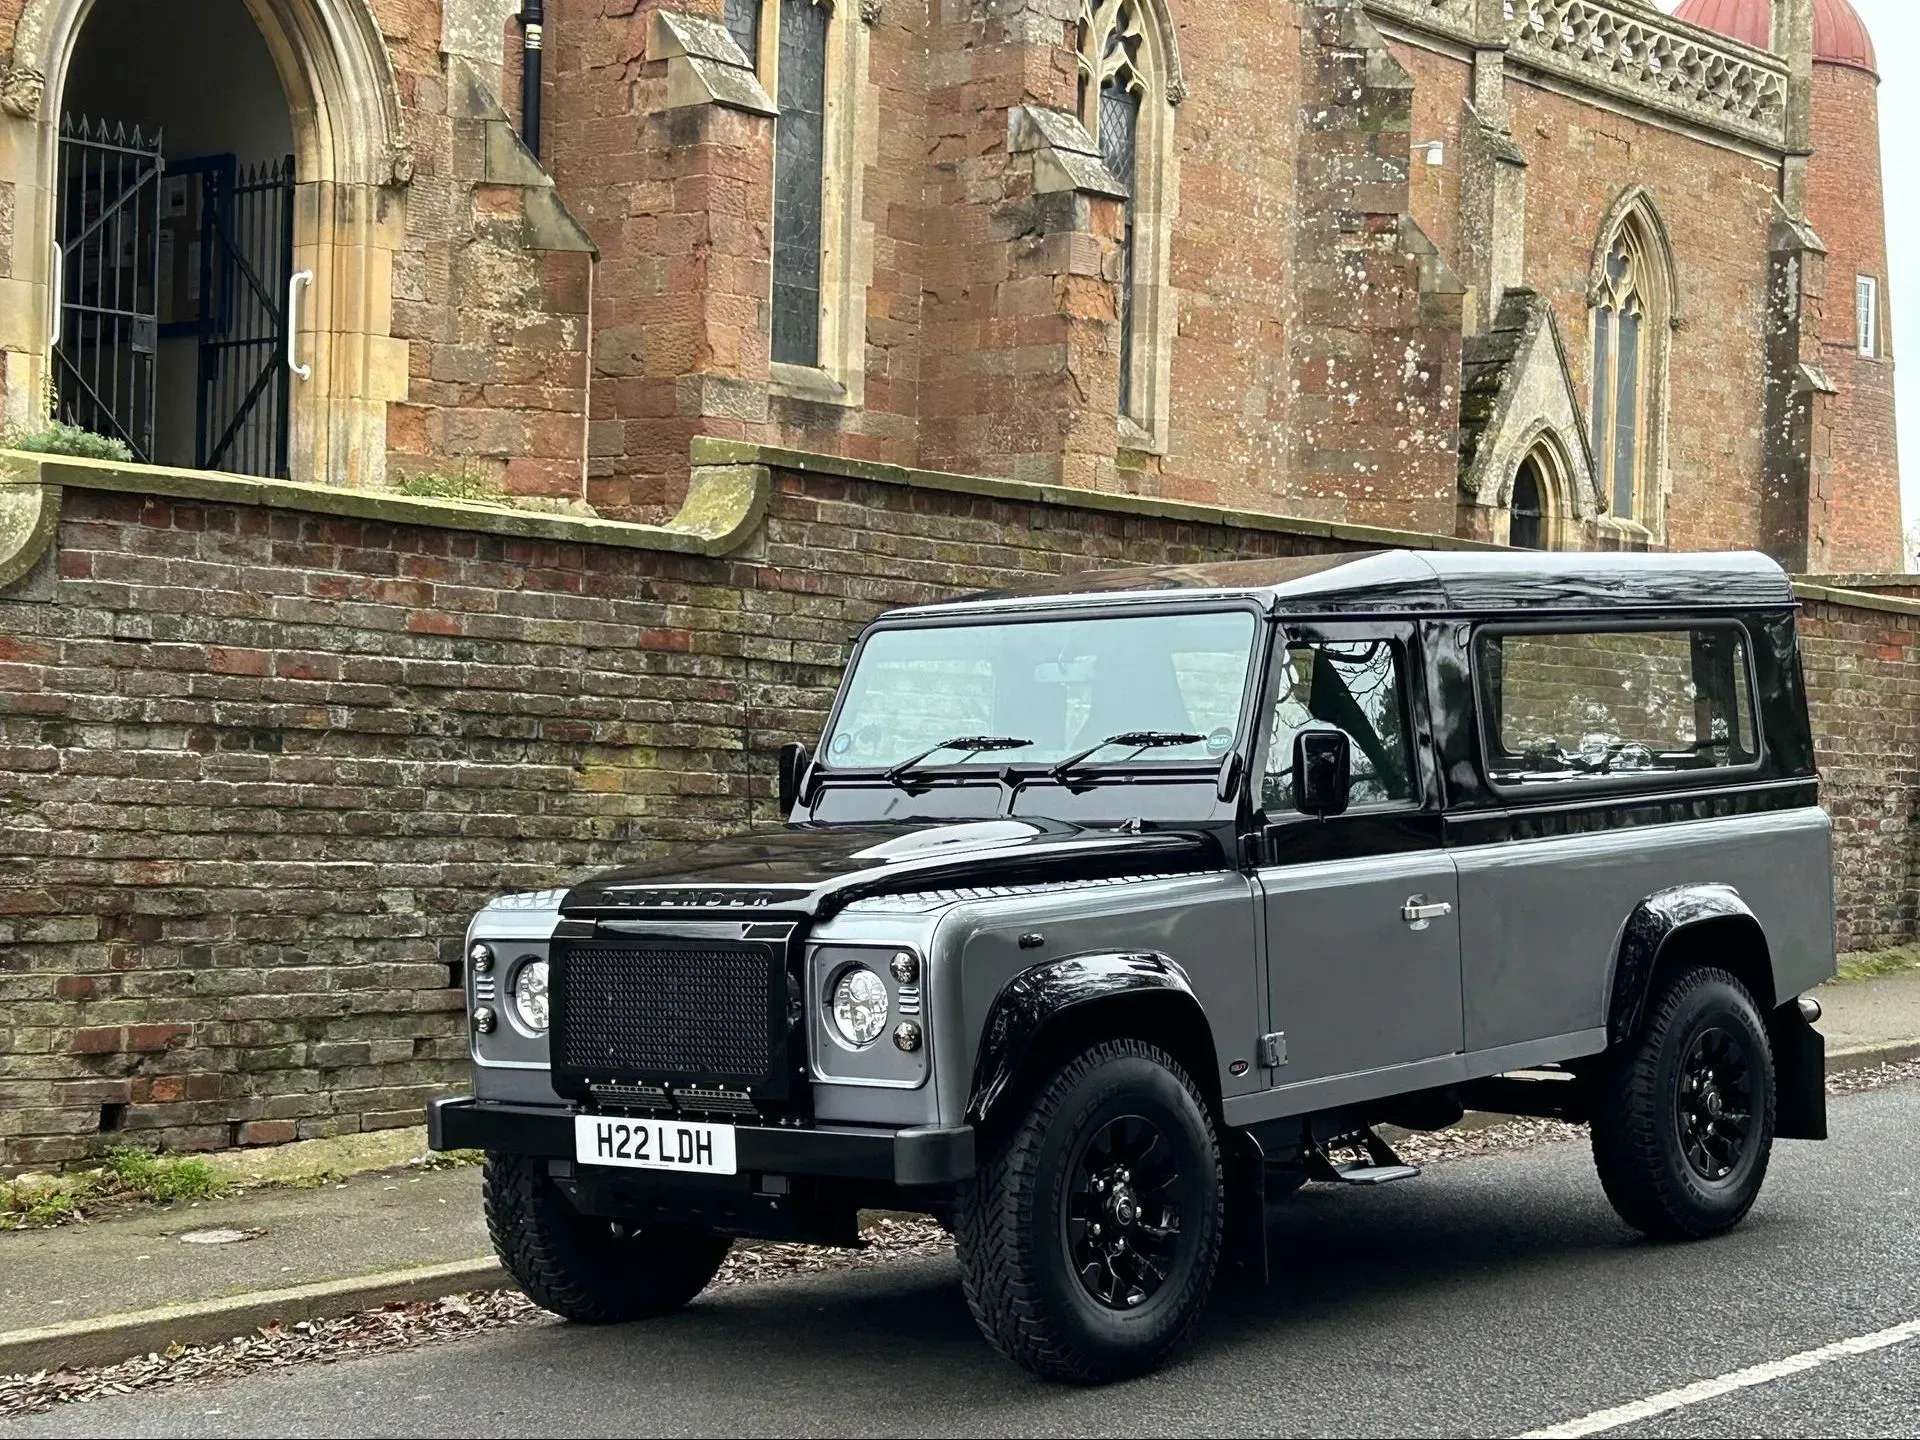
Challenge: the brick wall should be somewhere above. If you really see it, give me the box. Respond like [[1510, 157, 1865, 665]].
[[3, 464, 1916, 1170], [1799, 596, 1920, 954], [1497, 78, 1780, 552], [1804, 62, 1902, 574]]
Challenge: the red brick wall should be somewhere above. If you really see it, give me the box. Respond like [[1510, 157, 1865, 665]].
[[1392, 40, 1470, 278], [1504, 77, 1779, 550], [1806, 62, 1902, 573]]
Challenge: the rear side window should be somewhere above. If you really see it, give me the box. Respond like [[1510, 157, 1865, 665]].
[[1475, 625, 1758, 789]]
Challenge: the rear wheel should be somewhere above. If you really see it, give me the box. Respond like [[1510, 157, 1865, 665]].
[[1591, 966, 1776, 1241], [955, 1039, 1224, 1384], [483, 1151, 732, 1322]]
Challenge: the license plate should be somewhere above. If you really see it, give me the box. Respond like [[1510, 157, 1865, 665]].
[[574, 1115, 737, 1175]]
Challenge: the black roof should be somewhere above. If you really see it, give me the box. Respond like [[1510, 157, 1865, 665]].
[[891, 550, 1797, 618]]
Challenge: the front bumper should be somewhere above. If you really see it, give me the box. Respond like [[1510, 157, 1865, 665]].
[[428, 1097, 975, 1187]]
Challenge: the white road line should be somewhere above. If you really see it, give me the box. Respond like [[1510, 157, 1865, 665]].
[[1518, 1317, 1920, 1439]]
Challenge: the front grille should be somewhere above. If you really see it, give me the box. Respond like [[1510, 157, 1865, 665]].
[[554, 941, 780, 1091]]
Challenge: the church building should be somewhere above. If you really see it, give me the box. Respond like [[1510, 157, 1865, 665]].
[[0, 0, 1900, 569]]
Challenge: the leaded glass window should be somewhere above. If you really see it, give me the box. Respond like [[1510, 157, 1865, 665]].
[[772, 0, 828, 367], [724, 0, 761, 68], [1591, 234, 1650, 521], [1077, 0, 1149, 421]]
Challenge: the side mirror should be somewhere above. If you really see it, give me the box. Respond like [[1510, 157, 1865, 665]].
[[1215, 750, 1244, 803], [777, 741, 811, 815], [1292, 730, 1351, 818]]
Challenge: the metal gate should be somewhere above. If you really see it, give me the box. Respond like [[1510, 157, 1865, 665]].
[[56, 124, 295, 477], [54, 117, 162, 461], [186, 155, 296, 477]]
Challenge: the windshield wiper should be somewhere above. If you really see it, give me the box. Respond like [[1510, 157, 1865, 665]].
[[1049, 730, 1206, 781], [884, 735, 1033, 786]]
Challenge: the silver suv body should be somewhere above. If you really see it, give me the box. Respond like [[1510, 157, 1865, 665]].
[[434, 551, 1833, 1382]]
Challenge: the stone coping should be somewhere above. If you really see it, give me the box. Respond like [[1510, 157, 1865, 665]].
[[1791, 580, 1920, 619], [0, 452, 770, 561], [688, 437, 1509, 554]]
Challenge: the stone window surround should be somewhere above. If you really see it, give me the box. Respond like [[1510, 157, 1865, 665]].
[[1855, 273, 1879, 360], [1587, 187, 1677, 544], [1074, 0, 1182, 455], [732, 0, 877, 411]]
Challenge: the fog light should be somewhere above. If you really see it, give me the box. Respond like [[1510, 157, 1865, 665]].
[[472, 1005, 497, 1034], [889, 952, 919, 984], [469, 942, 494, 973], [893, 1021, 922, 1053]]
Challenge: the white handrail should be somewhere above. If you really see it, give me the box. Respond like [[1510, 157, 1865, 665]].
[[287, 269, 314, 381], [49, 243, 64, 350]]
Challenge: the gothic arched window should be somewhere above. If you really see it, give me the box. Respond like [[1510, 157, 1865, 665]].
[[1075, 0, 1177, 440], [727, 0, 874, 398], [1587, 204, 1673, 530]]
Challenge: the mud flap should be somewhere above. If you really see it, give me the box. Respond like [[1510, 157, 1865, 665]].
[[1770, 1002, 1828, 1141]]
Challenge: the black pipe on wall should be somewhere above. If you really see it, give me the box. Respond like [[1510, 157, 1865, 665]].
[[520, 0, 545, 158]]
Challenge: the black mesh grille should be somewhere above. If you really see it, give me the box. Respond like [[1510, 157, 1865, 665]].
[[555, 942, 776, 1084]]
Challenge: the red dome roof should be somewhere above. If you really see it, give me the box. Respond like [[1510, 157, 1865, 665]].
[[1673, 0, 1878, 75]]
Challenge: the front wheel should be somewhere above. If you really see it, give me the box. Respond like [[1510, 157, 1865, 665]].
[[483, 1151, 732, 1323], [955, 1039, 1224, 1384], [1590, 966, 1777, 1241]]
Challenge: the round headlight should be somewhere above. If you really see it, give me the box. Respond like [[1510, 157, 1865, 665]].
[[831, 966, 889, 1047], [511, 959, 550, 1033]]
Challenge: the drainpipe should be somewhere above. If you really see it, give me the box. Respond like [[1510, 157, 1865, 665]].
[[520, 0, 545, 158]]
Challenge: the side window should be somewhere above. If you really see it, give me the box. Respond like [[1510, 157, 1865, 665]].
[[1262, 639, 1415, 813], [1476, 626, 1758, 788]]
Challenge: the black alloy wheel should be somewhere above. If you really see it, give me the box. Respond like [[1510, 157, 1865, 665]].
[[1065, 1114, 1184, 1310], [955, 1038, 1224, 1384], [1676, 1024, 1757, 1182], [1591, 965, 1776, 1241]]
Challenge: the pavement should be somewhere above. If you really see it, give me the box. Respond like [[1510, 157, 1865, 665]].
[[1, 964, 1916, 1384], [6, 1074, 1919, 1438]]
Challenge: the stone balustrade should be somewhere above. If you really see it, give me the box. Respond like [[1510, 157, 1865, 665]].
[[1366, 0, 1790, 148]]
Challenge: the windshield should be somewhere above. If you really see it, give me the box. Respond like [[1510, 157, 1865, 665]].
[[822, 610, 1259, 772]]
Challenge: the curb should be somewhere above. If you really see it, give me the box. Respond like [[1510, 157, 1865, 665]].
[[0, 1257, 511, 1379], [1826, 1039, 1920, 1074]]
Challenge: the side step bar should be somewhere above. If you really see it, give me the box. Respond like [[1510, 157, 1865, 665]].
[[1307, 1127, 1420, 1186]]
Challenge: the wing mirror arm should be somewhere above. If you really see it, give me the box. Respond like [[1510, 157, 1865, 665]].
[[777, 741, 811, 816], [1215, 750, 1244, 803]]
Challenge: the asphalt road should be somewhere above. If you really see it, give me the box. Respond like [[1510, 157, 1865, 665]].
[[9, 1081, 1919, 1439]]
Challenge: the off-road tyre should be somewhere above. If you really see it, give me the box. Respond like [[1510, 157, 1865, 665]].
[[483, 1151, 732, 1323], [1590, 966, 1777, 1242], [955, 1039, 1224, 1384]]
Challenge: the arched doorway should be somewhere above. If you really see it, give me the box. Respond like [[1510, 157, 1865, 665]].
[[10, 0, 409, 486], [1510, 456, 1547, 550], [57, 0, 296, 473]]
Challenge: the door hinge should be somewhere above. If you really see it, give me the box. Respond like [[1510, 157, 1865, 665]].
[[1259, 1031, 1287, 1067]]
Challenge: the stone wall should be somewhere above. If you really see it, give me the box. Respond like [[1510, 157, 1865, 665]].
[[1, 452, 1915, 1170]]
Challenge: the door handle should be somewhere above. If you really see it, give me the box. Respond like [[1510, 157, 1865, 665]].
[[49, 243, 64, 349], [287, 269, 314, 381], [1401, 896, 1453, 930]]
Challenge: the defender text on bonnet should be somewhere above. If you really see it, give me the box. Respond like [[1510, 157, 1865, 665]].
[[431, 551, 1834, 1384]]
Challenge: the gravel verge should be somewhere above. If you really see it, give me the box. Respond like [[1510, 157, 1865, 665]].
[[7, 1060, 1916, 1420]]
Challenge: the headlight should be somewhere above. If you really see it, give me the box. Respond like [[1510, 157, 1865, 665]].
[[510, 959, 550, 1033], [831, 966, 889, 1047]]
